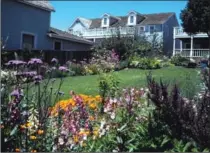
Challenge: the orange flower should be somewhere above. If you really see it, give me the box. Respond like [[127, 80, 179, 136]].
[[89, 116, 94, 121], [20, 125, 26, 129], [89, 103, 97, 110], [37, 130, 44, 135], [30, 136, 37, 140], [15, 148, 20, 152], [31, 150, 37, 152]]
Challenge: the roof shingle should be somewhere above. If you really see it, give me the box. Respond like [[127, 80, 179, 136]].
[[87, 12, 175, 29], [17, 0, 55, 12], [48, 27, 93, 45]]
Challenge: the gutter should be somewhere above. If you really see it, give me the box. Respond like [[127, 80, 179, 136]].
[[47, 33, 94, 45]]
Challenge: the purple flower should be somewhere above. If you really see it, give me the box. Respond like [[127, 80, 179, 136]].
[[10, 89, 23, 98], [58, 66, 69, 72], [28, 58, 43, 65], [16, 71, 37, 78], [51, 58, 58, 64], [33, 75, 42, 81], [5, 60, 26, 66], [33, 75, 42, 84]]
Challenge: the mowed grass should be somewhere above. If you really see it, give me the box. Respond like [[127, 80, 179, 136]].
[[50, 66, 200, 99]]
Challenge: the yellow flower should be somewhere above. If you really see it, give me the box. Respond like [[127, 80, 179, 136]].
[[31, 150, 37, 152], [26, 122, 32, 127], [15, 148, 20, 152], [20, 125, 26, 129], [73, 135, 79, 143], [37, 130, 44, 135], [89, 103, 97, 110], [30, 135, 37, 140]]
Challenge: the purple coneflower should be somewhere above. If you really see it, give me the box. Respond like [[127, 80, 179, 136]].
[[58, 66, 69, 72], [51, 58, 58, 64], [28, 58, 43, 65], [5, 60, 26, 66]]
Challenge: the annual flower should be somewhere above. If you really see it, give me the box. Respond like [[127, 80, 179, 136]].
[[30, 135, 37, 140], [58, 66, 69, 72], [51, 58, 58, 64], [37, 129, 44, 135], [28, 58, 43, 65], [15, 148, 20, 152]]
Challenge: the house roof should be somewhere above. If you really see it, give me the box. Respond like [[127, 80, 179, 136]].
[[48, 27, 93, 45], [80, 12, 175, 29], [17, 0, 55, 12]]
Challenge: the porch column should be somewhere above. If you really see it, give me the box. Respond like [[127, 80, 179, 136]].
[[180, 40, 182, 52], [173, 38, 176, 56], [190, 36, 193, 58]]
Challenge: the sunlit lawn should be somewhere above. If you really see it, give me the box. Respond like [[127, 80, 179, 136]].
[[50, 66, 200, 99]]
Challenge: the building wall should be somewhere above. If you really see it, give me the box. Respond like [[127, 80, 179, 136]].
[[1, 0, 52, 50], [71, 22, 87, 33], [163, 14, 179, 55], [50, 38, 92, 51]]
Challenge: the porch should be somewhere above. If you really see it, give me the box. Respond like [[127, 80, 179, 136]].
[[173, 37, 209, 58]]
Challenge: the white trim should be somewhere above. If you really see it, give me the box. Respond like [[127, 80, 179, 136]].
[[20, 31, 37, 50], [53, 39, 63, 50]]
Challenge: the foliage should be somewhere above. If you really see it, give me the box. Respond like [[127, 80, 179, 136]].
[[147, 72, 210, 149], [1, 58, 68, 152], [93, 31, 164, 60], [129, 56, 161, 69], [170, 55, 190, 66], [180, 0, 210, 36]]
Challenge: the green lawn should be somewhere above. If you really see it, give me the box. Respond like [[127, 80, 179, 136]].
[[52, 66, 200, 99]]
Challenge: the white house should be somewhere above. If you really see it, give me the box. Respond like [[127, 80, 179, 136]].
[[173, 27, 209, 58], [68, 11, 179, 56]]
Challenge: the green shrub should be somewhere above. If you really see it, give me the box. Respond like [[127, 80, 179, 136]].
[[129, 57, 161, 69], [170, 55, 190, 66], [68, 62, 86, 76]]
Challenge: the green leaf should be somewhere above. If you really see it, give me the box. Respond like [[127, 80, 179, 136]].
[[117, 123, 127, 132], [161, 136, 171, 147], [183, 142, 191, 152], [10, 125, 18, 136]]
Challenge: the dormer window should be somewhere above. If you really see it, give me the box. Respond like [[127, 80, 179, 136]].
[[130, 16, 134, 23], [103, 18, 107, 25], [127, 11, 137, 25]]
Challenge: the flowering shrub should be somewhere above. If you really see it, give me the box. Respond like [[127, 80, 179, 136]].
[[129, 56, 161, 69]]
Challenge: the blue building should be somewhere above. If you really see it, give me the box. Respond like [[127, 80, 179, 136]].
[[1, 0, 93, 54]]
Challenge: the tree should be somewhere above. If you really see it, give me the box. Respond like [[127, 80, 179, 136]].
[[180, 0, 210, 89], [180, 0, 210, 52]]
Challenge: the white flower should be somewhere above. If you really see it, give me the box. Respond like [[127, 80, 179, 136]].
[[58, 137, 64, 145], [110, 112, 115, 120], [52, 145, 57, 152], [113, 98, 117, 103]]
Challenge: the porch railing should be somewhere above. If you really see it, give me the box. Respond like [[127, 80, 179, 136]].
[[174, 49, 209, 58]]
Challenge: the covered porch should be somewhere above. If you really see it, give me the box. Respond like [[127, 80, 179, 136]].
[[173, 37, 209, 58]]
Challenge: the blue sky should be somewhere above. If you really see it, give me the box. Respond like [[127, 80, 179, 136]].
[[50, 1, 187, 31]]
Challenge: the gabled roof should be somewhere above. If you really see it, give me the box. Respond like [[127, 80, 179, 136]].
[[17, 0, 55, 12], [48, 27, 93, 45], [102, 13, 121, 20], [73, 12, 175, 29]]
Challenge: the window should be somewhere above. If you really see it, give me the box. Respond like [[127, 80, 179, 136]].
[[22, 34, 35, 49], [54, 41, 61, 50], [139, 26, 145, 33], [130, 16, 134, 23], [150, 25, 155, 34], [103, 18, 107, 25]]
